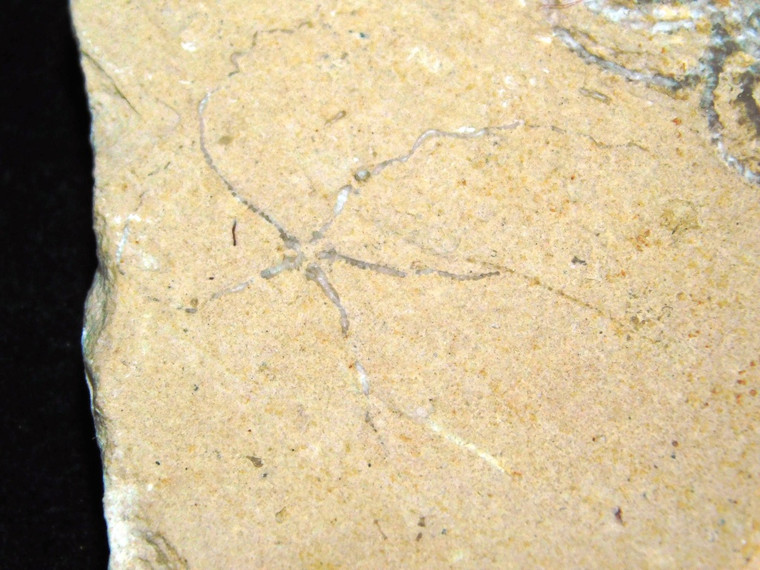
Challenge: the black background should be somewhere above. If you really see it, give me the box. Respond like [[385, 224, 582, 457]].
[[1, 1, 109, 568]]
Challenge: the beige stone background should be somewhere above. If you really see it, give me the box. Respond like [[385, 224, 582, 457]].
[[75, 0, 759, 567]]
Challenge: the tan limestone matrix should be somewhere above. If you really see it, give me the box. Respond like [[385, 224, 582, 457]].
[[76, 1, 760, 567]]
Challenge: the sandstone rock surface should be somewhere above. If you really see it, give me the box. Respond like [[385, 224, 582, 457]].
[[76, 1, 760, 567]]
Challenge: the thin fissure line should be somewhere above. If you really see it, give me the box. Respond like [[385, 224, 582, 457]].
[[424, 418, 505, 473], [470, 256, 665, 344]]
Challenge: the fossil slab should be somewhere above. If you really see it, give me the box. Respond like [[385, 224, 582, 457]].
[[76, 0, 760, 567]]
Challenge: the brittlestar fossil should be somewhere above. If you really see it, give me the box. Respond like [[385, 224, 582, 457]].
[[548, 0, 760, 185], [199, 91, 520, 337]]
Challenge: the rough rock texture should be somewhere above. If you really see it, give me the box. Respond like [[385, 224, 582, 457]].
[[76, 1, 760, 567]]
